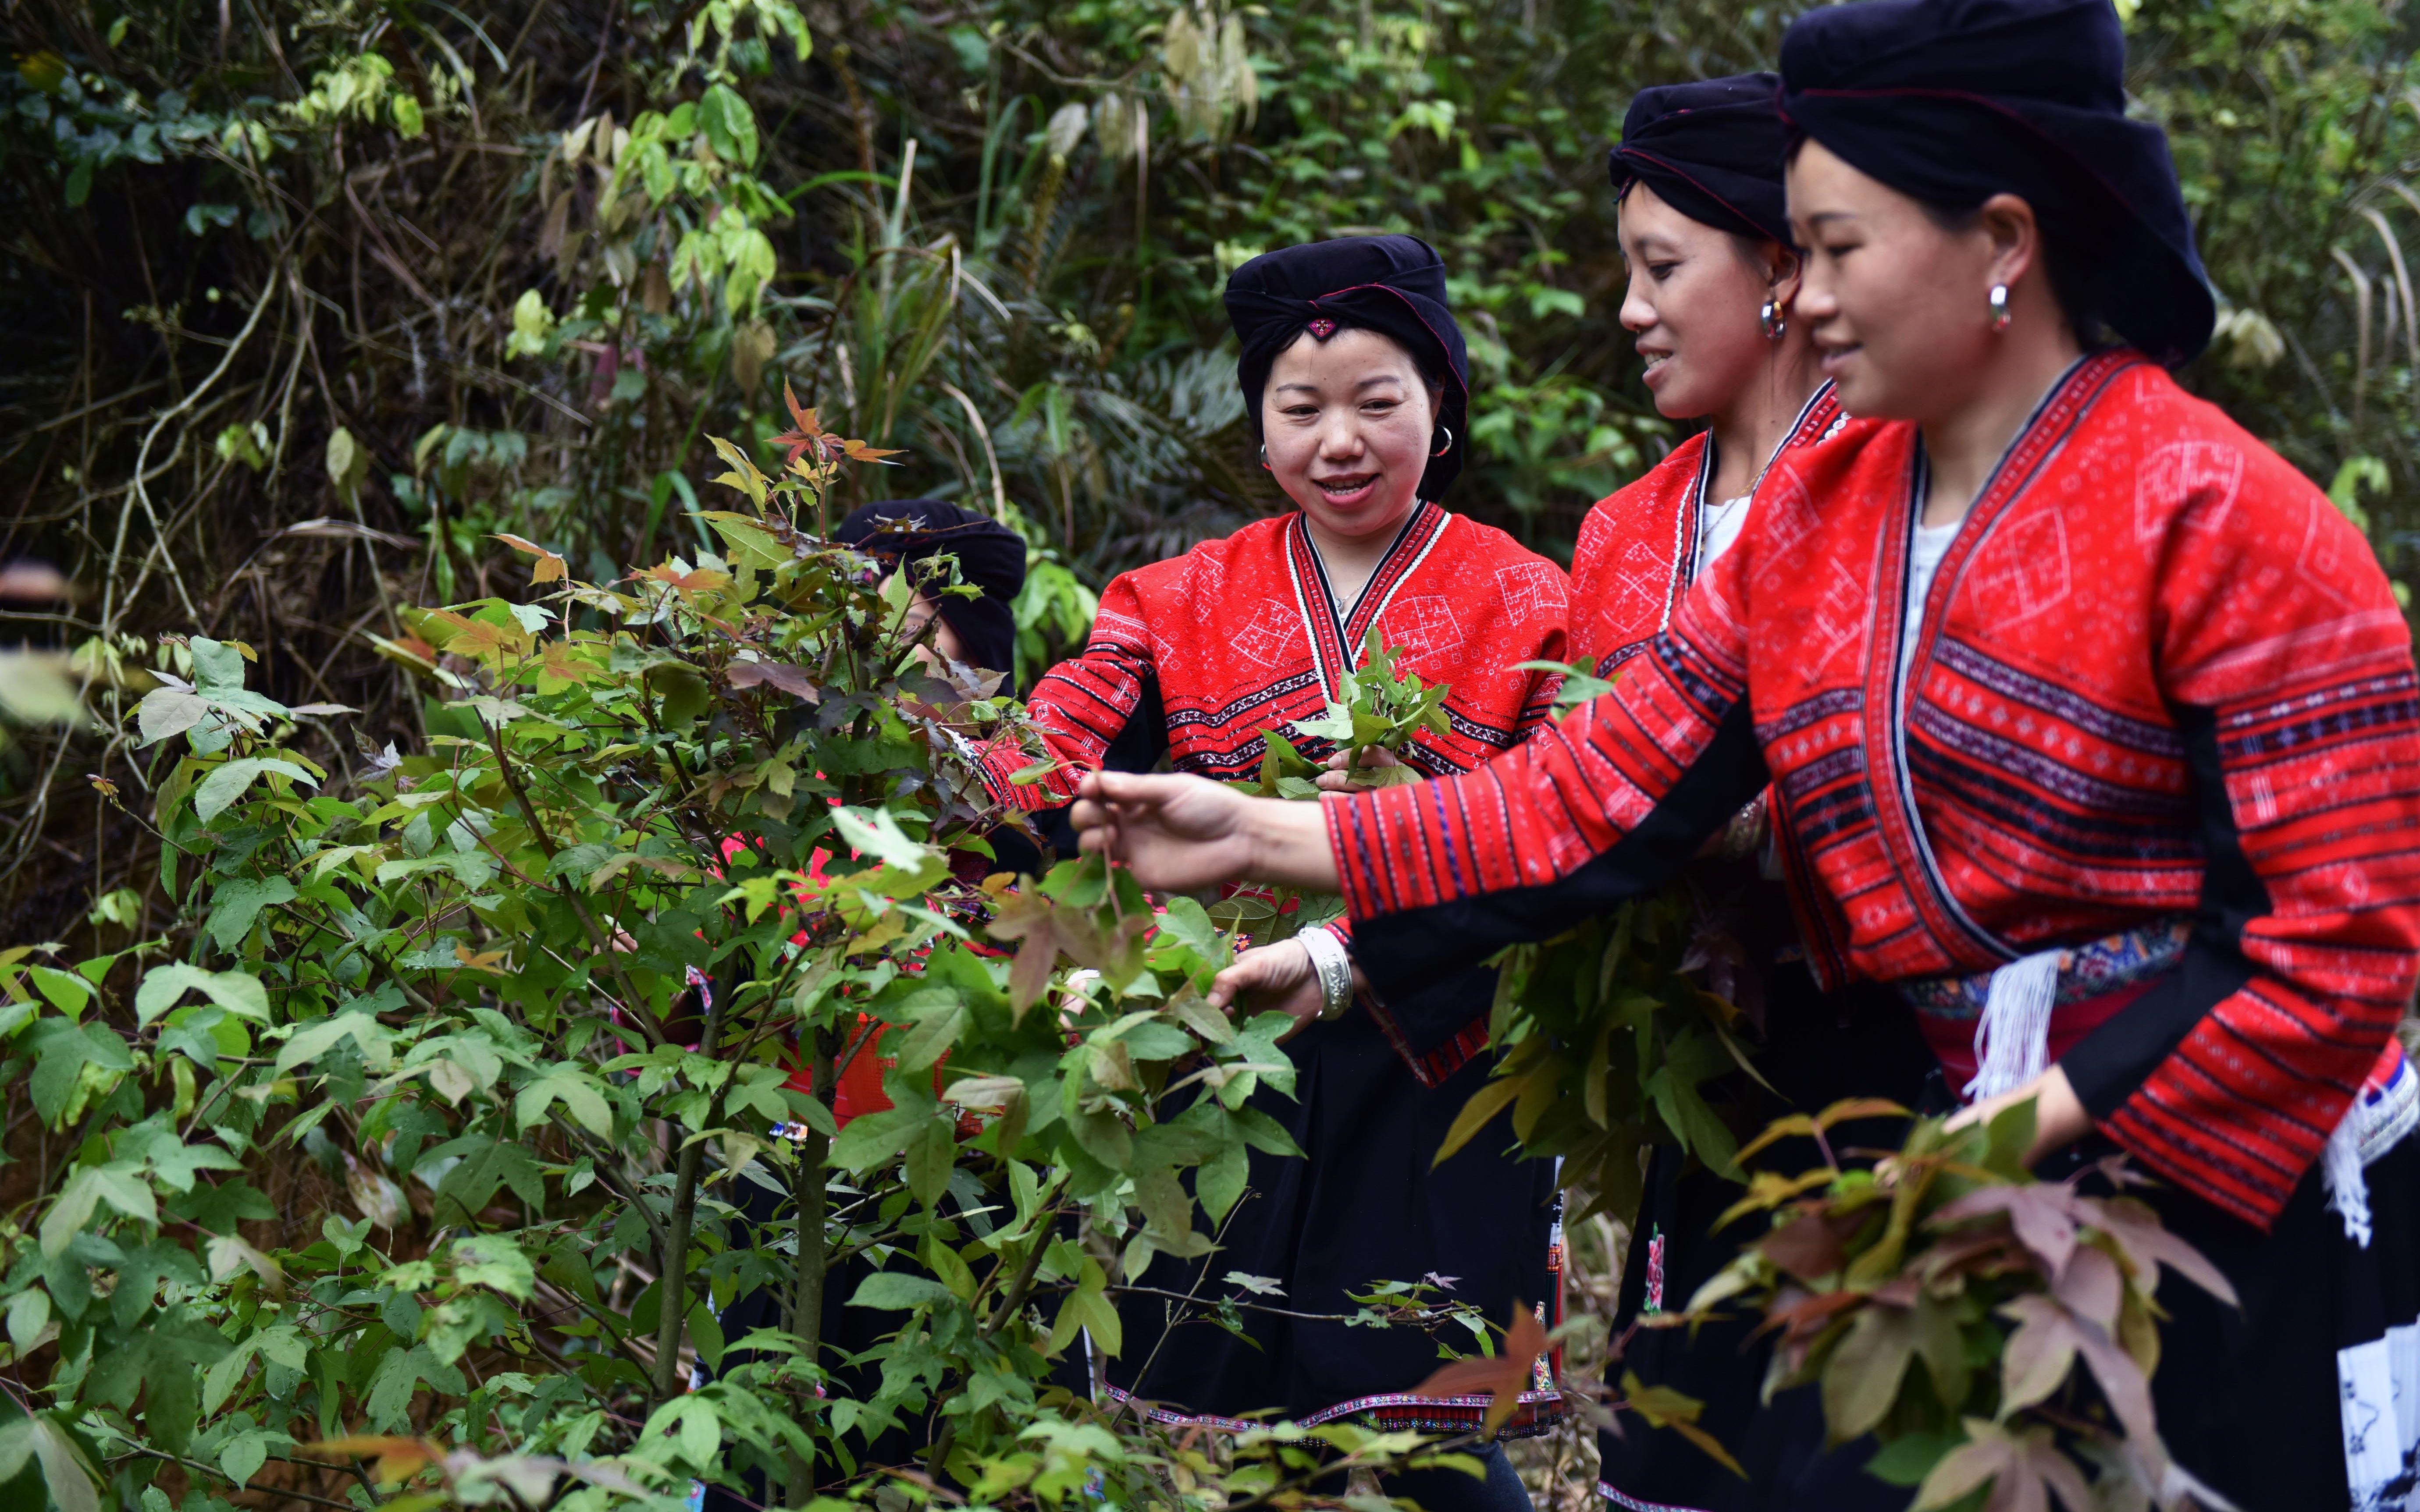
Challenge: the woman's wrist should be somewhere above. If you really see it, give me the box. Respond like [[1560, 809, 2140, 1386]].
[[1242, 795, 1345, 892]]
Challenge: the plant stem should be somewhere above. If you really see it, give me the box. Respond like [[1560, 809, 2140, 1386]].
[[651, 981, 728, 1406], [783, 1030, 838, 1506]]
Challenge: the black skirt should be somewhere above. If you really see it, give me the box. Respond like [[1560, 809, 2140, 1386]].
[[2037, 1118, 2420, 1511], [1109, 984, 1565, 1437]]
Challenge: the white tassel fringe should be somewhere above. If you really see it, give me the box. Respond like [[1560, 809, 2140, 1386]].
[[1964, 948, 2062, 1104]]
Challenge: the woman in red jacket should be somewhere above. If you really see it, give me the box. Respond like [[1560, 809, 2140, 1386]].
[[1065, 3, 2420, 1505], [981, 236, 1570, 1511]]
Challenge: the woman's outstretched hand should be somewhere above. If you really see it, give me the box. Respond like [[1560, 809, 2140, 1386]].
[[1206, 937, 1324, 1041], [1069, 770, 1343, 893]]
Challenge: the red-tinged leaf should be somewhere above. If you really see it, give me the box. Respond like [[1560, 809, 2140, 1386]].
[[1813, 1097, 1910, 1130], [2015, 1434, 2096, 1512], [1410, 1303, 1548, 1436], [1734, 1113, 1819, 1166], [1760, 1287, 1865, 1346], [1997, 1293, 2081, 1413], [1007, 932, 1059, 1019], [2052, 1242, 2122, 1331], [454, 941, 510, 976], [1759, 1208, 1864, 1283], [2068, 1304, 2158, 1444], [726, 659, 822, 701], [301, 1435, 443, 1486], [636, 564, 733, 592], [493, 532, 568, 583], [1933, 1183, 2079, 1281], [2080, 1195, 2239, 1308], [1913, 1428, 2012, 1512]]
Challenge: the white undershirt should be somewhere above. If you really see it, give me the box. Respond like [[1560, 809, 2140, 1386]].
[[1901, 518, 1960, 681], [1697, 493, 1753, 575]]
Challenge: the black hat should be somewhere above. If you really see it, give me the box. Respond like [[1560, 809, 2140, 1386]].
[[1610, 73, 1793, 246], [833, 500, 1025, 677], [1224, 234, 1470, 502], [1779, 0, 2213, 366]]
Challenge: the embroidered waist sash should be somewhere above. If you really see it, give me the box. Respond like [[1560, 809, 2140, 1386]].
[[1899, 918, 2192, 1097], [1901, 918, 2416, 1246]]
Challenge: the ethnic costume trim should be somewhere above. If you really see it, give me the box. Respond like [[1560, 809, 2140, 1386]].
[[1897, 917, 2190, 1022], [1569, 381, 1840, 669], [1099, 1384, 1567, 1442], [1598, 1485, 1715, 1512]]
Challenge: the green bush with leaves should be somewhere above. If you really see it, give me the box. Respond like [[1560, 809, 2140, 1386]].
[[0, 426, 1541, 1512]]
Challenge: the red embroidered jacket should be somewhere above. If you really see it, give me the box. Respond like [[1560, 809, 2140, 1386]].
[[1331, 353, 2420, 1227], [1569, 385, 1843, 665], [981, 499, 1569, 1083], [983, 500, 1566, 800]]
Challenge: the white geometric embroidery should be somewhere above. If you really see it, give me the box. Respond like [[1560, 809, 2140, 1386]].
[[1375, 595, 1463, 660]]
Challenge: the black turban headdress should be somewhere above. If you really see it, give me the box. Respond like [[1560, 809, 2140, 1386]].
[[833, 500, 1025, 677], [1224, 234, 1470, 502], [1779, 0, 2213, 367], [1609, 73, 1793, 247]]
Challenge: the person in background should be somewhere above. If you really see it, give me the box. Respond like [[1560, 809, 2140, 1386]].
[[980, 234, 1569, 1512], [1062, 2, 2420, 1505], [1578, 73, 1928, 1512]]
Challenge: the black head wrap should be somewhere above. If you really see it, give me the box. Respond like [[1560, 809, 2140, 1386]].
[[1779, 0, 2213, 367], [1609, 73, 1793, 246], [833, 500, 1025, 676], [1224, 234, 1470, 502]]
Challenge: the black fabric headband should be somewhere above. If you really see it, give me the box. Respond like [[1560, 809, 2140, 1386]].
[[1223, 234, 1471, 502], [1779, 0, 2213, 366], [833, 500, 1025, 677], [1609, 72, 1793, 247]]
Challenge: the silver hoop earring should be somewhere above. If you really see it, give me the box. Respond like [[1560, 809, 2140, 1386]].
[[1260, 443, 1270, 469], [1431, 425, 1454, 458], [1760, 300, 1786, 341], [1988, 283, 2012, 332]]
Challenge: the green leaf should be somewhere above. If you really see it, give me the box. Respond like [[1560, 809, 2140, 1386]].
[[515, 1072, 614, 1138], [453, 1235, 535, 1301], [829, 806, 932, 869], [206, 877, 297, 950], [1820, 1304, 1916, 1445], [1868, 1431, 1964, 1487], [42, 1163, 154, 1256], [699, 84, 759, 167], [25, 1416, 101, 1512], [136, 964, 271, 1026], [25, 966, 90, 1017], [193, 757, 318, 823], [849, 1272, 954, 1311]]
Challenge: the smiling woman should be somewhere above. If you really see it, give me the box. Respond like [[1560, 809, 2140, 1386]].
[[973, 236, 1573, 1509]]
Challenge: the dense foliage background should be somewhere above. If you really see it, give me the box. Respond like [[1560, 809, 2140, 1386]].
[[1, 0, 2417, 1508]]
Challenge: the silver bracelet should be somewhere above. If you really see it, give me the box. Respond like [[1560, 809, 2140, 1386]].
[[1298, 926, 1356, 1022]]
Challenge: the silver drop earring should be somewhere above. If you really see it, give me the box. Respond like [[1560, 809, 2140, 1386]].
[[1988, 283, 2012, 332], [1761, 300, 1787, 341]]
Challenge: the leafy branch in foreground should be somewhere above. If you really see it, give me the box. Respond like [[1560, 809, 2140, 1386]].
[[1687, 1099, 2238, 1512]]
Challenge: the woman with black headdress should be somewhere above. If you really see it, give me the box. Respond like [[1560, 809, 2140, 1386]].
[[1580, 74, 1928, 1512], [1062, 3, 2420, 1506], [976, 235, 1569, 1509]]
